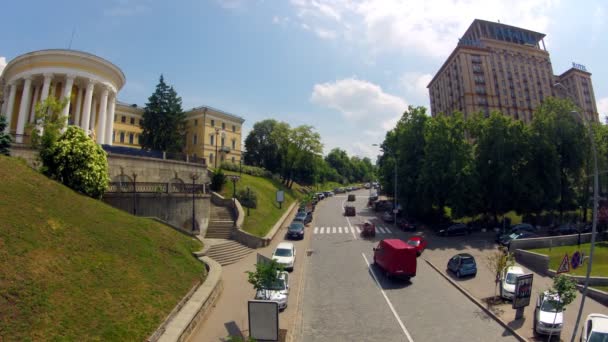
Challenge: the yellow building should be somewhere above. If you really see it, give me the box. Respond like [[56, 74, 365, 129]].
[[1, 49, 245, 165]]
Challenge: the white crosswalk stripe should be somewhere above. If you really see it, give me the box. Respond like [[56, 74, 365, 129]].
[[356, 227, 361, 233], [385, 227, 392, 233], [314, 227, 318, 234], [338, 227, 342, 234], [332, 227, 336, 234], [312, 225, 394, 235], [377, 227, 385, 234], [320, 227, 325, 234]]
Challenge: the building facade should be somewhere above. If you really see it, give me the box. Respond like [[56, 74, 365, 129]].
[[0, 49, 245, 164], [428, 19, 599, 122]]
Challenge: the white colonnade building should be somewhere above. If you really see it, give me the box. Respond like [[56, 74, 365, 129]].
[[1, 49, 125, 144]]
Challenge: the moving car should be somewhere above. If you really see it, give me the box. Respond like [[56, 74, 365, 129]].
[[373, 239, 417, 280], [500, 266, 525, 300], [550, 224, 579, 236], [344, 205, 356, 216], [294, 211, 312, 225], [397, 218, 417, 231], [315, 192, 325, 200], [534, 291, 564, 337], [406, 236, 427, 256], [347, 194, 356, 202], [499, 231, 538, 247], [447, 253, 477, 278], [437, 223, 470, 236], [323, 191, 334, 197], [287, 222, 305, 240], [382, 211, 395, 223], [254, 271, 289, 310], [272, 242, 296, 271], [334, 187, 346, 194], [581, 313, 608, 342]]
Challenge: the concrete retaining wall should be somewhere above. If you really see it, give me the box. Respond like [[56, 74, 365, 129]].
[[579, 286, 608, 306], [232, 201, 298, 249], [152, 256, 223, 342], [509, 233, 600, 251], [103, 193, 211, 235], [514, 249, 550, 275], [545, 270, 608, 287]]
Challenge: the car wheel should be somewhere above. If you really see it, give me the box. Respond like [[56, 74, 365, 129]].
[[456, 270, 461, 278]]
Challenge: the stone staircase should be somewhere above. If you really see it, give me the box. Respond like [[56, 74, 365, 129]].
[[205, 206, 235, 239], [206, 240, 253, 266], [204, 204, 253, 266]]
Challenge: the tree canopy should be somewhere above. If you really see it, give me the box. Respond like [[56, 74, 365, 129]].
[[140, 75, 186, 153]]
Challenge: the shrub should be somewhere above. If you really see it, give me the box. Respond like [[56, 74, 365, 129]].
[[237, 188, 258, 209], [0, 115, 11, 156], [210, 169, 226, 192], [220, 162, 272, 177]]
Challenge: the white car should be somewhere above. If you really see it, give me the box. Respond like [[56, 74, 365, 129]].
[[500, 266, 525, 300], [255, 271, 290, 310], [581, 313, 608, 342], [272, 242, 296, 271], [534, 291, 564, 336]]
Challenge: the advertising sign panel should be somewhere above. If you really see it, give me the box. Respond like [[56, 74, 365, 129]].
[[512, 273, 534, 309], [248, 300, 279, 341]]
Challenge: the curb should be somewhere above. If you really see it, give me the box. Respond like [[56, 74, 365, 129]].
[[423, 258, 528, 342]]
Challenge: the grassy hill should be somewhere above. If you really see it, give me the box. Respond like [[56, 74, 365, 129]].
[[0, 156, 204, 341], [219, 171, 300, 237]]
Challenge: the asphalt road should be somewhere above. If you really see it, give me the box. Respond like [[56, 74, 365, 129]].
[[295, 190, 519, 342]]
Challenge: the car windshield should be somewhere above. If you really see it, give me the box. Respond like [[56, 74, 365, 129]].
[[461, 257, 475, 265], [505, 272, 520, 285], [540, 298, 562, 313], [289, 224, 303, 231], [264, 278, 286, 291], [509, 233, 519, 239], [407, 240, 420, 247], [274, 248, 292, 257], [588, 332, 608, 342]]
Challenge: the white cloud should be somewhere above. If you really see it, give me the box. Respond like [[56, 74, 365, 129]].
[[314, 28, 338, 39], [598, 97, 608, 122], [0, 57, 6, 75], [289, 0, 555, 58], [311, 77, 407, 135], [399, 72, 433, 108]]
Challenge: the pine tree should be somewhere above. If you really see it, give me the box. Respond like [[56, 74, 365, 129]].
[[0, 115, 12, 156], [140, 75, 186, 152]]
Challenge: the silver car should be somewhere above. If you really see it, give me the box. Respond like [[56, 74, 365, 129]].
[[255, 271, 289, 310]]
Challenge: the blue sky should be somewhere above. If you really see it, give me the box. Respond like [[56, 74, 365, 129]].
[[2, 0, 607, 159]]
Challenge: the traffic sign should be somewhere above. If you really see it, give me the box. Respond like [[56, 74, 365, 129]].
[[556, 253, 570, 274], [571, 251, 582, 269]]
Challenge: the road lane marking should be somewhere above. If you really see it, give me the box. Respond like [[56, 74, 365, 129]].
[[338, 227, 342, 233], [332, 227, 336, 234], [361, 253, 415, 342], [320, 227, 325, 234], [377, 227, 386, 234], [385, 227, 392, 233], [314, 227, 318, 234], [356, 226, 361, 233]]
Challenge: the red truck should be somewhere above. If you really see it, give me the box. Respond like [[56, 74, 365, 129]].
[[373, 239, 417, 280]]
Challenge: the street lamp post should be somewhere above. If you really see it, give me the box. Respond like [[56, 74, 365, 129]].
[[554, 82, 600, 342], [373, 143, 398, 223], [190, 173, 200, 233], [228, 175, 240, 227], [132, 172, 137, 215]]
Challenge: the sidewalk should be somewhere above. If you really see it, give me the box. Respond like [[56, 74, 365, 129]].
[[423, 230, 606, 341], [187, 209, 308, 341]]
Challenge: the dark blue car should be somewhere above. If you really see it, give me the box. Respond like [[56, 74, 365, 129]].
[[447, 253, 477, 278], [287, 222, 305, 240]]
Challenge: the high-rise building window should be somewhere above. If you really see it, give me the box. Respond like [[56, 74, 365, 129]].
[[222, 122, 225, 130], [210, 119, 215, 127], [121, 116, 126, 123], [194, 119, 198, 126], [232, 139, 236, 149], [130, 117, 135, 125]]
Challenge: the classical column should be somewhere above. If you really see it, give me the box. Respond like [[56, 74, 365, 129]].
[[81, 80, 95, 134], [104, 93, 116, 145], [4, 82, 17, 133], [61, 74, 76, 124], [40, 73, 53, 103], [96, 86, 109, 144], [91, 97, 98, 131], [74, 87, 84, 126], [15, 76, 33, 142], [29, 85, 40, 123], [1, 86, 8, 116]]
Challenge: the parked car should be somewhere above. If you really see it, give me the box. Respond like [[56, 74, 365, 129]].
[[534, 291, 564, 337], [406, 237, 427, 256], [550, 224, 579, 236], [315, 192, 325, 200], [374, 200, 393, 212], [323, 191, 334, 197], [437, 223, 470, 236], [272, 242, 296, 271], [294, 211, 312, 225], [254, 271, 289, 310], [581, 313, 608, 342], [287, 222, 305, 240], [495, 223, 537, 242], [373, 239, 417, 280], [499, 231, 538, 247], [347, 194, 356, 202], [447, 253, 477, 278], [334, 187, 345, 194], [382, 211, 395, 223], [397, 218, 417, 231], [500, 266, 525, 300]]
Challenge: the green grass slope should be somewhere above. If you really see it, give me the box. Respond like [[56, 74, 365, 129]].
[[0, 156, 204, 341], [219, 172, 300, 237]]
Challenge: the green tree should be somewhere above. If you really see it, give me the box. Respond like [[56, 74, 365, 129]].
[[0, 115, 11, 156], [44, 126, 109, 198], [28, 96, 69, 174], [546, 274, 578, 340], [325, 148, 352, 183], [485, 247, 515, 298], [246, 259, 284, 299], [140, 75, 186, 153], [273, 124, 322, 188], [243, 119, 281, 173], [210, 168, 226, 192]]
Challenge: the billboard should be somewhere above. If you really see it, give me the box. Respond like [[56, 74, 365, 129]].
[[248, 300, 279, 341], [512, 273, 534, 309]]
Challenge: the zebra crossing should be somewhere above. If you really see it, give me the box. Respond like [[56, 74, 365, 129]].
[[313, 226, 394, 235]]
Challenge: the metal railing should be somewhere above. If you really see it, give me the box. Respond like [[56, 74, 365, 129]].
[[106, 182, 208, 194]]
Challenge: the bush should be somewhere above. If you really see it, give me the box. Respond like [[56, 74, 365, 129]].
[[237, 188, 258, 209], [210, 169, 226, 192], [220, 162, 272, 177]]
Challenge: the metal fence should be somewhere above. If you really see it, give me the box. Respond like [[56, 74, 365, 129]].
[[102, 145, 207, 165], [106, 182, 208, 194]]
